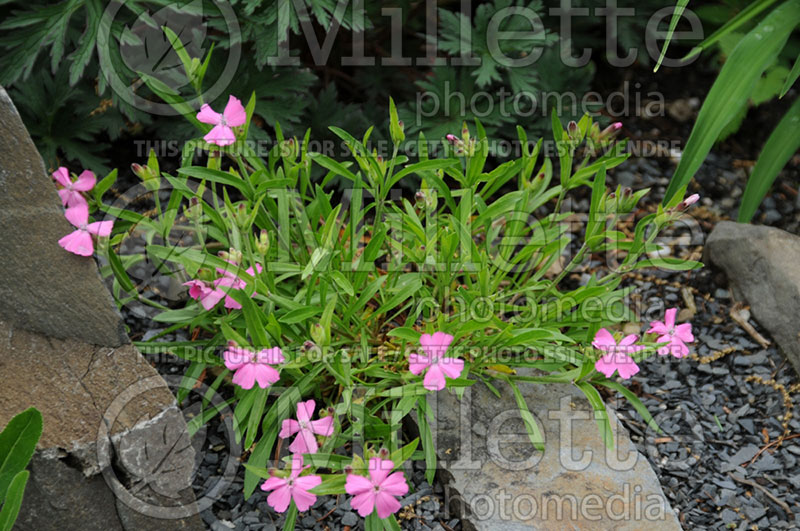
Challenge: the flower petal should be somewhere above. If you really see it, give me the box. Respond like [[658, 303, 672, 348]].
[[422, 363, 446, 391], [266, 485, 293, 513], [674, 323, 694, 343], [646, 320, 667, 335], [196, 103, 222, 125], [291, 485, 317, 512], [222, 95, 247, 127], [253, 364, 280, 388], [288, 428, 318, 454], [375, 491, 402, 519], [438, 357, 464, 380], [52, 167, 71, 186], [664, 308, 677, 330], [407, 353, 430, 375], [592, 328, 617, 351], [64, 203, 89, 227], [86, 220, 113, 237], [72, 170, 96, 191], [310, 416, 334, 436], [368, 458, 394, 486], [420, 331, 454, 358], [258, 347, 285, 365], [296, 399, 315, 422], [380, 472, 409, 497], [350, 490, 377, 517], [232, 364, 257, 389], [344, 474, 373, 496], [223, 347, 248, 370], [204, 124, 236, 146], [279, 419, 300, 439], [58, 230, 93, 256]]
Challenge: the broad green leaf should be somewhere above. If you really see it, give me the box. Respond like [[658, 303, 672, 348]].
[[0, 407, 42, 501], [664, 1, 800, 203], [0, 470, 29, 531]]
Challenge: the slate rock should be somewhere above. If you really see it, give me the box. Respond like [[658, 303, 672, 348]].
[[705, 221, 800, 374], [424, 375, 681, 529], [0, 86, 127, 346]]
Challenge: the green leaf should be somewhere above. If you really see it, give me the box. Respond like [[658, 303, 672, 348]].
[[634, 258, 703, 271], [330, 271, 354, 297], [386, 327, 421, 342], [279, 306, 320, 325], [780, 52, 800, 97], [575, 381, 613, 450], [738, 96, 800, 222], [107, 245, 135, 293], [0, 407, 42, 501], [0, 470, 29, 531], [653, 0, 691, 72], [664, 1, 800, 203], [503, 378, 545, 452], [177, 167, 254, 198], [595, 380, 661, 433], [416, 397, 437, 484]]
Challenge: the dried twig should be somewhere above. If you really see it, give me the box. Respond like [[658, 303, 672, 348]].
[[744, 433, 800, 468], [728, 473, 793, 519], [729, 303, 770, 349]]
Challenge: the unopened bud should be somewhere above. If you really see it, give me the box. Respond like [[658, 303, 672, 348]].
[[256, 229, 270, 255], [310, 323, 325, 345], [378, 448, 389, 459], [343, 465, 353, 475]]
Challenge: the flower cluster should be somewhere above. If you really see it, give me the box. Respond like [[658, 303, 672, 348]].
[[593, 307, 695, 379], [51, 167, 113, 257], [229, 329, 463, 518]]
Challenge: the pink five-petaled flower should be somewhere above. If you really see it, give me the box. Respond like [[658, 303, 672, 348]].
[[58, 203, 113, 257], [223, 344, 284, 389], [183, 280, 226, 311], [279, 399, 334, 455], [345, 458, 408, 519], [592, 328, 644, 380], [647, 308, 694, 358], [214, 262, 263, 309], [260, 454, 321, 513], [408, 332, 464, 391], [196, 95, 246, 146], [52, 167, 95, 208]]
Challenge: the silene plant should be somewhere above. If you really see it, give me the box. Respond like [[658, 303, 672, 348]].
[[50, 64, 701, 529]]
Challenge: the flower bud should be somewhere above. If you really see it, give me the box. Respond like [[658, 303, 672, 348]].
[[343, 465, 353, 475], [378, 448, 389, 459], [310, 323, 325, 345], [256, 229, 270, 255]]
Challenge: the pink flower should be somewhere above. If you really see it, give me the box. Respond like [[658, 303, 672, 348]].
[[223, 344, 284, 389], [592, 328, 643, 380], [408, 332, 464, 391], [345, 458, 408, 519], [196, 95, 247, 146], [183, 279, 226, 311], [57, 203, 113, 257], [647, 308, 694, 358], [213, 262, 263, 309], [52, 167, 96, 208], [260, 454, 321, 513], [279, 399, 334, 455]]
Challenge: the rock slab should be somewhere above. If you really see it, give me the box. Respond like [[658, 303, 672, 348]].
[[0, 86, 203, 529], [426, 378, 681, 530], [705, 221, 800, 374], [0, 86, 127, 347]]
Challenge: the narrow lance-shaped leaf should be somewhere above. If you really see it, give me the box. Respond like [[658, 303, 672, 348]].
[[738, 96, 800, 222], [664, 0, 800, 203]]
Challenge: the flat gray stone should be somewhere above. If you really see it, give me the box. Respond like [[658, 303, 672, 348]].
[[425, 378, 681, 530], [0, 86, 127, 347], [0, 87, 203, 530], [705, 221, 800, 374]]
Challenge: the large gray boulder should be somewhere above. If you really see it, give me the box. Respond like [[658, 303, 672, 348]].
[[426, 378, 681, 530], [705, 221, 800, 374], [0, 86, 203, 530]]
